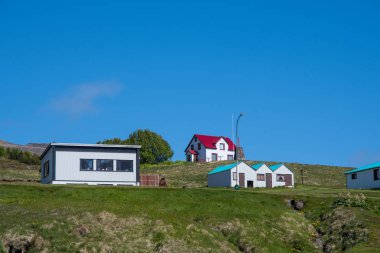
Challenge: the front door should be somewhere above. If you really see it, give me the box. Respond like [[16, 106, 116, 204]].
[[239, 173, 245, 187], [266, 173, 272, 188], [284, 174, 292, 186], [194, 155, 198, 162], [247, 180, 254, 188]]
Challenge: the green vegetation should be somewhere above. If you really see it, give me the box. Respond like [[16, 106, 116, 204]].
[[141, 160, 351, 188], [0, 157, 39, 182], [98, 129, 174, 164], [0, 146, 39, 165]]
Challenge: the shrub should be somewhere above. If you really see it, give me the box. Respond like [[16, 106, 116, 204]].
[[334, 192, 368, 209]]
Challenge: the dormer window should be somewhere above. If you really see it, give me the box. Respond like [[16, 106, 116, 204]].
[[220, 143, 225, 150]]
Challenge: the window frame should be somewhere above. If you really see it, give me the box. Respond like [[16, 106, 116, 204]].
[[80, 159, 94, 171], [374, 169, 379, 181], [211, 153, 218, 161], [191, 144, 194, 150], [198, 143, 201, 150], [116, 160, 133, 172], [220, 143, 225, 150], [227, 155, 234, 160], [351, 173, 357, 180], [276, 174, 286, 182], [43, 161, 49, 178], [96, 159, 114, 171], [232, 172, 237, 180], [257, 174, 265, 181]]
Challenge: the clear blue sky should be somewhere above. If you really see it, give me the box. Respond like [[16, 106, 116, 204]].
[[1, 0, 379, 167]]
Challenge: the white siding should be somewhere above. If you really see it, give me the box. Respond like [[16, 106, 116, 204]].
[[254, 164, 272, 188], [346, 169, 380, 189], [271, 165, 294, 188], [205, 139, 235, 162], [40, 148, 53, 184], [228, 162, 257, 188], [54, 150, 137, 185]]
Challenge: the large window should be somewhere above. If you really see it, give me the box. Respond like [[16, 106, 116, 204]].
[[220, 143, 225, 150], [276, 174, 285, 182], [351, 173, 357, 180], [257, 174, 265, 181], [97, 159, 113, 171], [116, 160, 133, 172], [211, 153, 218, 161], [374, 169, 379, 181], [43, 161, 49, 178], [80, 159, 94, 171]]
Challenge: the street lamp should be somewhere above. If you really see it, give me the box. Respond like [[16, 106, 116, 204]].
[[235, 113, 244, 190]]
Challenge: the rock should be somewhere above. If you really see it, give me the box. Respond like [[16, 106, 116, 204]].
[[289, 199, 305, 211]]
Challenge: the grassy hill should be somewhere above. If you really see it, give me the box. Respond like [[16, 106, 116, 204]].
[[141, 161, 351, 188], [1, 158, 379, 252]]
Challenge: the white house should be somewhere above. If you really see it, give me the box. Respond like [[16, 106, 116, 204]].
[[207, 162, 294, 188], [268, 164, 294, 188], [185, 134, 236, 162], [345, 161, 380, 189], [40, 143, 141, 186]]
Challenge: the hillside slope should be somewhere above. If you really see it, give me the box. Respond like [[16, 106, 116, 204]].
[[141, 161, 352, 188], [0, 140, 47, 155]]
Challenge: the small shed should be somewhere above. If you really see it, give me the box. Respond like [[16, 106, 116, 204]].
[[345, 162, 380, 189], [208, 162, 255, 188]]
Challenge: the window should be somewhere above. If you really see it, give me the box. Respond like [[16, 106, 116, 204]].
[[233, 172, 237, 180], [374, 169, 379, 181], [227, 155, 234, 160], [211, 153, 218, 161], [186, 155, 191, 162], [97, 159, 113, 171], [257, 174, 265, 181], [43, 161, 49, 178], [80, 159, 94, 171], [276, 174, 285, 182], [194, 137, 197, 142], [351, 173, 357, 180], [198, 143, 201, 150], [116, 160, 133, 172], [220, 143, 225, 150], [191, 145, 194, 150]]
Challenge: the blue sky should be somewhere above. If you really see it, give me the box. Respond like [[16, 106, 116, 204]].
[[1, 0, 379, 167]]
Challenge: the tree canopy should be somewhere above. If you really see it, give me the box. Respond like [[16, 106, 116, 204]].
[[98, 129, 174, 164]]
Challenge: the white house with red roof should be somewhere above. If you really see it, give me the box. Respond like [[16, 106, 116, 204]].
[[184, 134, 236, 162]]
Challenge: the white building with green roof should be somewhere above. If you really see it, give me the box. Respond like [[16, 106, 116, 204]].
[[345, 162, 380, 189], [207, 162, 294, 188]]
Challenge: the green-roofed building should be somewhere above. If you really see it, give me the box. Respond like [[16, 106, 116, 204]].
[[345, 162, 380, 189]]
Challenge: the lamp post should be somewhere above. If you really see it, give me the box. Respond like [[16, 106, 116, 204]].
[[235, 113, 244, 190]]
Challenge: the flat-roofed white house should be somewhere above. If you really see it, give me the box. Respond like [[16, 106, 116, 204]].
[[185, 134, 236, 162], [345, 162, 380, 189], [207, 162, 294, 188], [40, 143, 141, 186]]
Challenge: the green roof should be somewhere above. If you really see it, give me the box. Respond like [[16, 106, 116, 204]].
[[345, 161, 380, 174], [208, 162, 241, 175], [252, 163, 264, 170], [269, 164, 283, 171]]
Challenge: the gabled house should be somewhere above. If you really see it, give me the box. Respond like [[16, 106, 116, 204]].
[[207, 162, 294, 188], [345, 162, 380, 189], [185, 134, 236, 162]]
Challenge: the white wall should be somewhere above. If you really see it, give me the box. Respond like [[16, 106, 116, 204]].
[[254, 164, 272, 188], [347, 169, 380, 189], [271, 165, 294, 188], [40, 148, 53, 184], [205, 138, 235, 162], [228, 162, 256, 187], [54, 150, 137, 185]]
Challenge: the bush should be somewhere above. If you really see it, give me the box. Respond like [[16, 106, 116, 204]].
[[334, 192, 368, 209]]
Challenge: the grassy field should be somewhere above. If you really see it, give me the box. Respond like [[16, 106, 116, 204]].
[[1, 158, 379, 252], [141, 161, 351, 188]]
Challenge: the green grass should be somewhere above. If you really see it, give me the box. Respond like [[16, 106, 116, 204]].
[[0, 184, 379, 252], [0, 157, 39, 182], [141, 160, 351, 188]]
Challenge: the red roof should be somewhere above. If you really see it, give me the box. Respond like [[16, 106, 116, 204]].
[[187, 150, 199, 155], [193, 134, 236, 151]]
